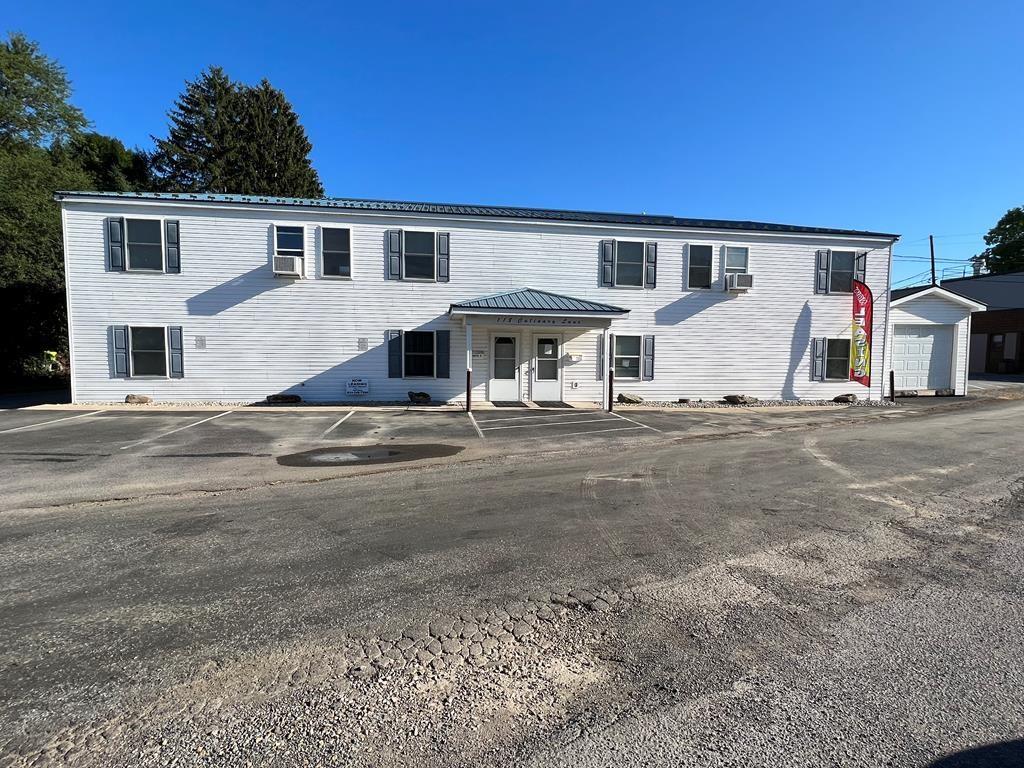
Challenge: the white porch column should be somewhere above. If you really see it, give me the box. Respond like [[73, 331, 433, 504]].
[[465, 321, 473, 412], [602, 326, 611, 411]]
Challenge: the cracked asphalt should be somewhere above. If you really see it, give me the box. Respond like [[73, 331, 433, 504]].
[[1, 399, 1023, 767]]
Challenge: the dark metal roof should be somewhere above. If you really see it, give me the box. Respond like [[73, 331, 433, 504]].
[[449, 288, 628, 314], [54, 190, 900, 239]]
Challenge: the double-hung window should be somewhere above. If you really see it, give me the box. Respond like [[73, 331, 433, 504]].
[[322, 227, 351, 277], [403, 231, 436, 280], [403, 330, 435, 377], [129, 326, 167, 377], [125, 219, 163, 271], [274, 226, 304, 273], [687, 244, 713, 289], [825, 338, 851, 381], [614, 335, 642, 379], [828, 251, 855, 293], [614, 241, 645, 287], [725, 246, 749, 275]]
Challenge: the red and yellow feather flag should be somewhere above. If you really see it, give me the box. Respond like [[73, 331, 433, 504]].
[[851, 280, 873, 387]]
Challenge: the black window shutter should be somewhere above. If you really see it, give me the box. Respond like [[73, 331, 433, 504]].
[[437, 232, 450, 282], [642, 335, 655, 380], [815, 249, 830, 293], [107, 217, 125, 271], [644, 242, 657, 289], [812, 338, 826, 381], [435, 330, 450, 378], [165, 220, 180, 273], [600, 240, 615, 286], [387, 330, 403, 377], [168, 326, 184, 378], [854, 251, 867, 283], [112, 325, 129, 377], [386, 230, 402, 279]]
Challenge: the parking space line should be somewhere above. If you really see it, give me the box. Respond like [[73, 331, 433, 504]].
[[320, 411, 355, 438], [474, 411, 603, 423], [516, 425, 644, 439], [118, 410, 235, 450], [609, 411, 663, 432], [481, 417, 616, 432], [0, 410, 102, 435], [467, 412, 485, 439]]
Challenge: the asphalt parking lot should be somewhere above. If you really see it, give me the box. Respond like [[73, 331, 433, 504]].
[[0, 401, 947, 510]]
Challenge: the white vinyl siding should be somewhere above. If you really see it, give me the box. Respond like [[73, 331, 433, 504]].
[[62, 201, 893, 403]]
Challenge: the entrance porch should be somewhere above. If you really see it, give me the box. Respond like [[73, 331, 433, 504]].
[[448, 288, 629, 411]]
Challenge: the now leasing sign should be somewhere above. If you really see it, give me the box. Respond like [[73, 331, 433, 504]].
[[851, 280, 873, 387]]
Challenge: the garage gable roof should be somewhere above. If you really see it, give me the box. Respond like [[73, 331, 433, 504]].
[[890, 285, 986, 312]]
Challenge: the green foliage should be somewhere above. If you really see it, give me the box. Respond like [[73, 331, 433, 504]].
[[151, 66, 238, 192], [152, 68, 323, 197], [0, 32, 87, 149], [973, 207, 1024, 275], [60, 132, 152, 192], [0, 145, 92, 378]]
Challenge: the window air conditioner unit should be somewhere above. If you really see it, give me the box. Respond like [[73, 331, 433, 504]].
[[726, 272, 754, 291], [273, 255, 303, 276]]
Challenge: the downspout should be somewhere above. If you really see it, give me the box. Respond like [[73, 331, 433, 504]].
[[879, 239, 896, 401]]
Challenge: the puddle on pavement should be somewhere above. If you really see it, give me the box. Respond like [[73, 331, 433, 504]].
[[276, 443, 463, 467]]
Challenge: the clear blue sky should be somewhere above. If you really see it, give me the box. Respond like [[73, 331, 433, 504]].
[[7, 0, 1021, 286]]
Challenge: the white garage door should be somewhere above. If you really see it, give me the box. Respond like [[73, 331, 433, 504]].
[[892, 324, 954, 390]]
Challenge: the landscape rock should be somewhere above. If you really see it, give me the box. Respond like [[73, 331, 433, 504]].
[[266, 393, 301, 404], [408, 391, 432, 404], [936, 388, 956, 397], [617, 392, 644, 404], [124, 394, 152, 404], [724, 394, 759, 405], [896, 390, 919, 398], [833, 394, 859, 403]]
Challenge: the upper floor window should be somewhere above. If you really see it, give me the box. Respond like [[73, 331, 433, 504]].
[[614, 241, 645, 287], [404, 330, 436, 377], [687, 244, 713, 289], [273, 225, 304, 275], [725, 246, 749, 275], [828, 250, 856, 293], [126, 219, 163, 271], [130, 326, 167, 377], [403, 231, 436, 280], [322, 227, 351, 278]]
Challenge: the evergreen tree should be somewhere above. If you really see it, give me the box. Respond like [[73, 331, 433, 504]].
[[150, 67, 238, 192], [229, 79, 324, 197], [152, 69, 324, 197]]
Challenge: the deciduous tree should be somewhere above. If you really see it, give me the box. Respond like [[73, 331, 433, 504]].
[[973, 207, 1024, 275]]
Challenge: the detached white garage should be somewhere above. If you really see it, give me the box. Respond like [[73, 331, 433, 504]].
[[887, 286, 986, 396]]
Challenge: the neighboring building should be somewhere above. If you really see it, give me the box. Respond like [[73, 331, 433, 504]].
[[57, 191, 898, 406], [888, 285, 986, 395], [939, 271, 1024, 374]]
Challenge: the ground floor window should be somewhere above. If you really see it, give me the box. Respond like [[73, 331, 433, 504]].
[[614, 335, 641, 379], [825, 338, 851, 380], [130, 326, 167, 376], [404, 330, 435, 377]]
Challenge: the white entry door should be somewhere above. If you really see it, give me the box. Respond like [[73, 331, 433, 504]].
[[892, 324, 954, 390], [532, 335, 562, 401], [489, 334, 521, 402]]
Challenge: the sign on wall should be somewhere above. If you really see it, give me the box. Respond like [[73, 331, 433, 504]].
[[851, 280, 873, 387], [346, 377, 370, 395]]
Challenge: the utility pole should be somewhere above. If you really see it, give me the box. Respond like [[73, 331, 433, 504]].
[[929, 234, 936, 285]]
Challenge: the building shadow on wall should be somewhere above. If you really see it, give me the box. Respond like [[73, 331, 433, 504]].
[[186, 266, 290, 316], [264, 316, 455, 404], [653, 292, 731, 326], [927, 738, 1024, 767], [782, 302, 812, 400]]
